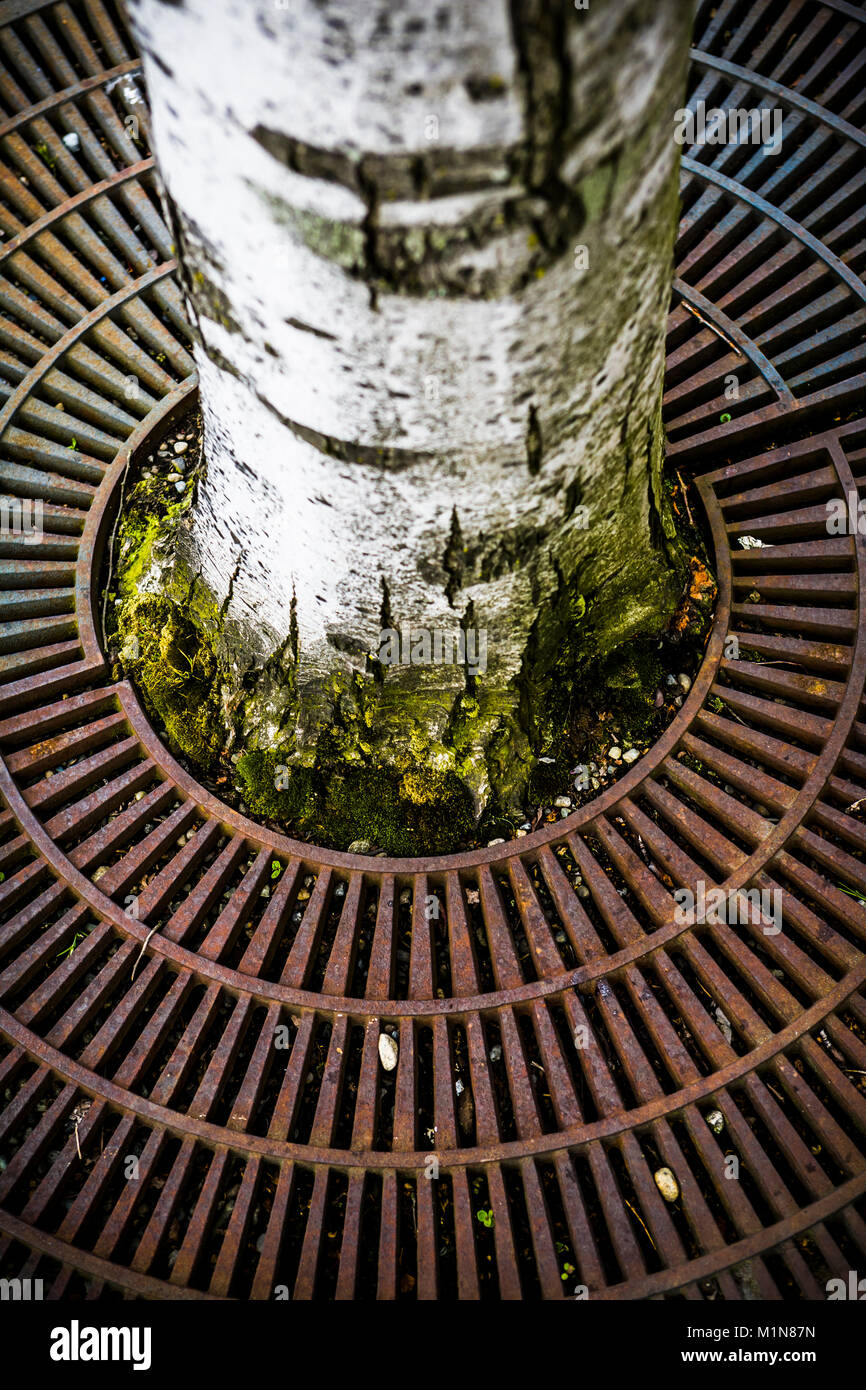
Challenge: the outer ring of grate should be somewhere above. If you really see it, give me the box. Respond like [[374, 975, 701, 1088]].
[[0, 0, 865, 1302]]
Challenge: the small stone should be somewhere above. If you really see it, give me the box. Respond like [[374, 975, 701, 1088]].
[[173, 441, 188, 454], [677, 673, 692, 693], [347, 840, 374, 855], [654, 1167, 679, 1203], [608, 747, 622, 761], [554, 796, 572, 809], [706, 1109, 725, 1135], [622, 748, 639, 764], [62, 131, 80, 150], [378, 1033, 398, 1071]]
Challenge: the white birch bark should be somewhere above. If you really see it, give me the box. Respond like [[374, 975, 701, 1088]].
[[126, 0, 693, 810]]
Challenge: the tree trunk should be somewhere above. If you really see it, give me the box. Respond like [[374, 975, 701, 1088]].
[[122, 0, 693, 847]]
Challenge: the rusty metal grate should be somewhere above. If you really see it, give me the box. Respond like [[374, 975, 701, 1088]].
[[0, 0, 864, 1301]]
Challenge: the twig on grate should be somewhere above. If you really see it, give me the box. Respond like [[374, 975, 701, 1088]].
[[132, 925, 160, 980], [680, 299, 744, 357]]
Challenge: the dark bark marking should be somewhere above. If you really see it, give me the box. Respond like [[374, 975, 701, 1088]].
[[443, 508, 466, 608], [526, 404, 543, 476], [284, 316, 338, 341]]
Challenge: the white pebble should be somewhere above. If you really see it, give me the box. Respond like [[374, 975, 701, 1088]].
[[378, 1033, 398, 1071], [654, 1167, 679, 1203]]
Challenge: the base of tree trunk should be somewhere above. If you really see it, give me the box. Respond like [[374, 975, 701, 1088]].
[[109, 409, 692, 855]]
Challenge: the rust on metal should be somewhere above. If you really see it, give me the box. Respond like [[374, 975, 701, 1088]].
[[0, 0, 864, 1302]]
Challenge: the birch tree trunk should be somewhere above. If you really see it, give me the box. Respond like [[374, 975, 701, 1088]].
[[122, 0, 693, 846]]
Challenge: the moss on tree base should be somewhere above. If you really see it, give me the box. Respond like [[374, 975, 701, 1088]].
[[106, 424, 702, 856]]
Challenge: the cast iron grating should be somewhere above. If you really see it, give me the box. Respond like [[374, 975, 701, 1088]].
[[0, 0, 864, 1300]]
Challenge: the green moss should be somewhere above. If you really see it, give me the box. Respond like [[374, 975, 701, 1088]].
[[120, 592, 228, 770], [236, 744, 474, 856]]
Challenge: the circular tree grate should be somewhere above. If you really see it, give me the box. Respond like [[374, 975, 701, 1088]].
[[0, 0, 864, 1301]]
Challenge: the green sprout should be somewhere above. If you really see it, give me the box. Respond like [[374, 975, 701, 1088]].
[[56, 931, 87, 960]]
